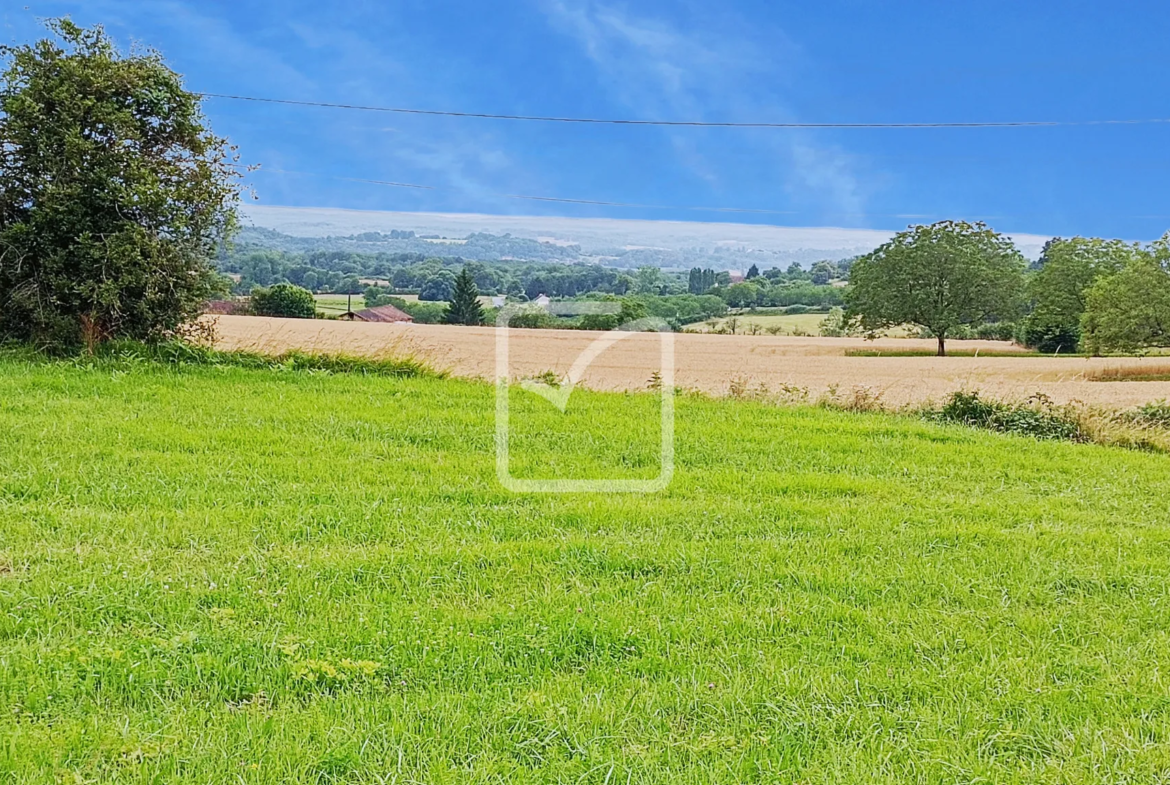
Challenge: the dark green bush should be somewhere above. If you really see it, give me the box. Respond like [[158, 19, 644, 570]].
[[973, 322, 1019, 342], [578, 314, 619, 331], [931, 391, 1084, 441], [1021, 320, 1080, 354], [508, 308, 557, 329], [251, 283, 317, 319]]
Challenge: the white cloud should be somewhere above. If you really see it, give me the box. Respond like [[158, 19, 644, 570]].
[[537, 0, 872, 218]]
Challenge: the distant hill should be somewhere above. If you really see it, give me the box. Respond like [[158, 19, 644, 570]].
[[240, 205, 1059, 270]]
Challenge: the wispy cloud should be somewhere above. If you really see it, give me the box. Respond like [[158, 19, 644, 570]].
[[537, 0, 872, 218]]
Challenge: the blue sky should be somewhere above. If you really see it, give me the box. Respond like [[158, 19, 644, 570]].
[[4, 0, 1170, 241]]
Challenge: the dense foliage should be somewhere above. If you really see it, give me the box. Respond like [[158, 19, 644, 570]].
[[846, 221, 1026, 356], [1023, 238, 1137, 353], [0, 20, 240, 348], [250, 283, 316, 319], [1081, 252, 1170, 354]]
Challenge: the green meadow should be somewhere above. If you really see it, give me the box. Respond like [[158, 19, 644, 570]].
[[2, 354, 1170, 783]]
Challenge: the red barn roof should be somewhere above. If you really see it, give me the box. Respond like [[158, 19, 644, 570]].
[[350, 304, 414, 323]]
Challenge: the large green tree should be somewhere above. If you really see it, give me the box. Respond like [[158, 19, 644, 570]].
[[0, 20, 241, 348], [1081, 244, 1170, 355], [1024, 237, 1137, 353], [444, 268, 484, 325], [845, 220, 1026, 356]]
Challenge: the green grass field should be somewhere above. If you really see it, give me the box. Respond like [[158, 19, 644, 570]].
[[313, 294, 365, 316], [683, 312, 828, 335], [3, 355, 1170, 783]]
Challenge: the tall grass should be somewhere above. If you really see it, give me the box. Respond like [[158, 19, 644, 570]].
[[1088, 363, 1170, 382], [57, 339, 440, 378]]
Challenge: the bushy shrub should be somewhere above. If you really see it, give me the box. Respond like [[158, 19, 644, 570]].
[[932, 391, 1083, 441], [508, 308, 556, 329], [974, 322, 1019, 342], [250, 284, 316, 319], [1125, 400, 1170, 428], [384, 297, 445, 324], [578, 313, 619, 331], [819, 307, 854, 337], [1021, 321, 1079, 354]]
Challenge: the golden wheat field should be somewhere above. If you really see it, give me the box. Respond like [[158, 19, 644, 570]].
[[208, 314, 1170, 408]]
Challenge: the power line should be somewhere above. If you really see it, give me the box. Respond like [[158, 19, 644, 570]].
[[199, 92, 1170, 129]]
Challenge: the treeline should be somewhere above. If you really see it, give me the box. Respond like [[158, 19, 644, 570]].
[[844, 221, 1170, 355], [220, 248, 667, 299], [219, 246, 848, 309]]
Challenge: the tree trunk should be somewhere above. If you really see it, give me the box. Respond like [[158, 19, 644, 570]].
[[937, 335, 946, 357]]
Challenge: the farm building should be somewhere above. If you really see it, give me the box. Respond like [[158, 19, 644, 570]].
[[344, 304, 415, 323]]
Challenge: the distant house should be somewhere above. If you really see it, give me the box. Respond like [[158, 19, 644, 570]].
[[533, 294, 552, 308], [344, 304, 414, 323], [728, 271, 746, 284], [491, 295, 507, 308]]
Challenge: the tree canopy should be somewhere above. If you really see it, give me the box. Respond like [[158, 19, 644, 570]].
[[1081, 240, 1170, 354], [0, 20, 241, 348], [845, 221, 1026, 356], [250, 283, 316, 319], [1024, 237, 1138, 353]]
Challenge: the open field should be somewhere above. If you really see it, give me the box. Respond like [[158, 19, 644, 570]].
[[211, 315, 1170, 408], [3, 355, 1170, 782], [393, 293, 495, 306], [312, 294, 364, 316], [682, 312, 828, 335], [683, 313, 916, 338]]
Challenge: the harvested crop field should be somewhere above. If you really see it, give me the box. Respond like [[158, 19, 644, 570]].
[[210, 315, 1170, 408]]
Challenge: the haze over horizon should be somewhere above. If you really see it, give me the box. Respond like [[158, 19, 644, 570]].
[[242, 204, 1056, 262]]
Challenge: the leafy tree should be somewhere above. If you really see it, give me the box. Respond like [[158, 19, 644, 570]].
[[617, 298, 649, 328], [810, 260, 836, 285], [723, 282, 760, 309], [635, 266, 663, 294], [302, 271, 319, 292], [1024, 237, 1137, 353], [819, 307, 852, 337], [1081, 252, 1170, 354], [444, 268, 484, 325], [0, 20, 240, 348], [334, 275, 363, 295], [251, 283, 316, 319], [419, 270, 456, 301], [845, 221, 1026, 356], [746, 264, 760, 280], [364, 285, 395, 308]]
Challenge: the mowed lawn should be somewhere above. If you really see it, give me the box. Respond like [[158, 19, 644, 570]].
[[3, 357, 1170, 783]]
